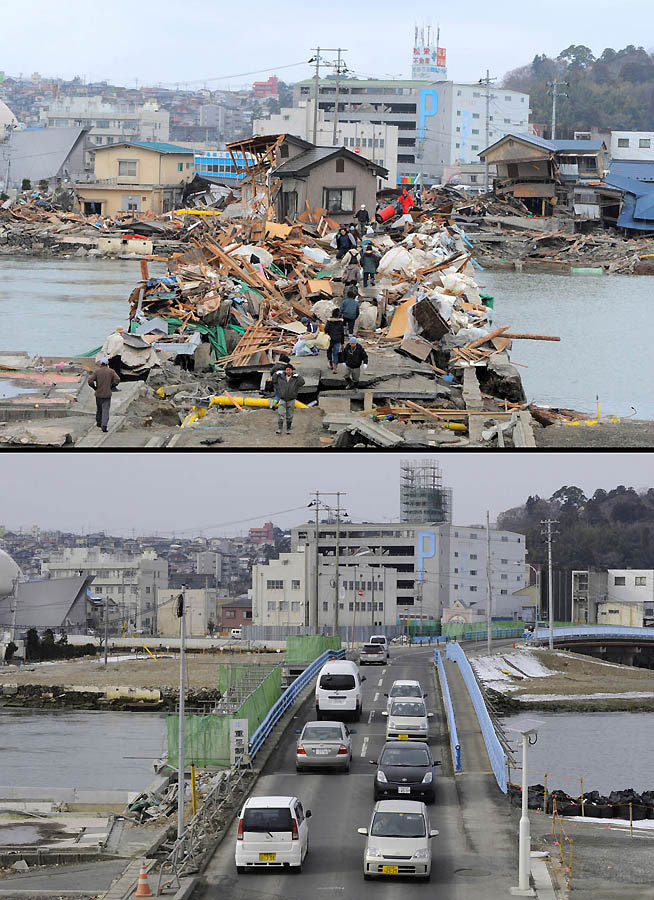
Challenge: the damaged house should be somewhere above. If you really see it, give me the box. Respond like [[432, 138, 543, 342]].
[[479, 133, 607, 220], [597, 160, 654, 233]]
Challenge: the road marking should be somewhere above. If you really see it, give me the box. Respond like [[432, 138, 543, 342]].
[[382, 668, 386, 675], [373, 692, 379, 702], [377, 677, 383, 686], [361, 736, 369, 758], [368, 709, 374, 724]]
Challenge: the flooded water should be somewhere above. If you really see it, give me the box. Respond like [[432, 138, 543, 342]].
[[0, 257, 164, 357], [504, 710, 654, 795], [482, 271, 653, 419], [0, 709, 167, 791]]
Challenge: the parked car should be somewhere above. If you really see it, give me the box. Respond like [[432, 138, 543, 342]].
[[296, 720, 354, 772], [369, 634, 390, 659], [358, 800, 438, 880], [315, 659, 364, 722], [372, 740, 440, 803], [384, 680, 425, 713], [230, 628, 243, 640], [360, 643, 387, 666], [383, 698, 433, 741], [235, 795, 311, 873]]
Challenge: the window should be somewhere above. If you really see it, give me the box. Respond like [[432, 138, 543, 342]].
[[379, 139, 384, 147], [454, 568, 459, 574], [336, 158, 345, 173], [470, 570, 478, 576], [455, 143, 460, 148], [614, 576, 626, 586], [118, 160, 137, 176], [470, 586, 478, 592], [501, 536, 509, 542], [635, 576, 647, 586], [470, 533, 478, 539], [291, 580, 301, 590], [501, 574, 508, 580], [639, 139, 651, 149], [617, 138, 629, 148], [472, 129, 479, 135], [456, 110, 461, 116], [501, 558, 508, 564], [177, 162, 183, 172], [279, 601, 288, 610], [267, 579, 284, 590], [505, 95, 512, 101], [501, 589, 508, 595], [267, 601, 276, 610], [225, 608, 235, 618], [504, 118, 511, 124], [323, 188, 354, 213], [470, 554, 478, 560], [608, 609, 620, 614], [145, 586, 151, 594], [454, 552, 459, 558], [349, 602, 354, 611], [470, 175, 478, 182], [322, 601, 329, 611], [456, 126, 461, 133]]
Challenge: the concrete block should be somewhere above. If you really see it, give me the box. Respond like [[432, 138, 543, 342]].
[[318, 395, 351, 413]]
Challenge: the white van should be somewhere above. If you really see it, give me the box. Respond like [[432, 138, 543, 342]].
[[315, 659, 363, 722], [235, 795, 311, 872], [230, 628, 243, 640]]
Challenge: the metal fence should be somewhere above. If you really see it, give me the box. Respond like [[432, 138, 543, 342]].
[[534, 625, 654, 641], [445, 641, 507, 793], [249, 648, 346, 760], [434, 651, 461, 772], [242, 624, 405, 643]]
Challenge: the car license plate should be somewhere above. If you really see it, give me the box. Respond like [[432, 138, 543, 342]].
[[398, 785, 411, 793], [398, 734, 409, 740], [382, 865, 399, 875], [259, 852, 276, 861], [315, 748, 329, 755]]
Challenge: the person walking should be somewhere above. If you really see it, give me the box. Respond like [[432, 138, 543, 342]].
[[362, 244, 380, 288], [399, 188, 414, 216], [355, 203, 370, 236], [272, 363, 305, 435], [340, 289, 359, 336], [270, 353, 291, 403], [88, 357, 119, 432], [101, 326, 125, 390], [324, 309, 346, 373], [342, 335, 368, 388], [335, 226, 356, 259]]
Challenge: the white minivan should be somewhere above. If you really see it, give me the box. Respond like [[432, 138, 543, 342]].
[[235, 795, 311, 872], [315, 659, 364, 722]]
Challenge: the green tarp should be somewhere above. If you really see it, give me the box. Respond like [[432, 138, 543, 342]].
[[285, 635, 341, 665]]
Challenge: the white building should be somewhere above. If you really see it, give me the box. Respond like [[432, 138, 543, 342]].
[[252, 551, 398, 629], [41, 547, 168, 632], [597, 569, 654, 627], [254, 100, 398, 189], [157, 587, 215, 637], [610, 132, 654, 161]]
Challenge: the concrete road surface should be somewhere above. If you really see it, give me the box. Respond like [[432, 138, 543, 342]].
[[196, 645, 520, 900]]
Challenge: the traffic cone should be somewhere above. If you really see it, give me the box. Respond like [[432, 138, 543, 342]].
[[134, 863, 153, 898]]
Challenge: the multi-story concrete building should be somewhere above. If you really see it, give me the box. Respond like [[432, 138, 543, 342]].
[[610, 132, 654, 161], [292, 79, 529, 185], [41, 547, 168, 632], [290, 521, 526, 626], [38, 98, 169, 177], [571, 568, 608, 623], [252, 551, 398, 629], [597, 570, 654, 627], [253, 102, 398, 189]]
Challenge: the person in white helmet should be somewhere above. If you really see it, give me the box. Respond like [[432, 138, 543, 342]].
[[355, 203, 370, 236]]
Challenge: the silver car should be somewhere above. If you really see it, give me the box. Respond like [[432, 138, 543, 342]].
[[358, 799, 438, 881], [296, 720, 354, 772], [360, 643, 387, 665]]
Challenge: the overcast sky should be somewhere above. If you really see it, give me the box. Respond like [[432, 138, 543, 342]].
[[2, 0, 650, 89], [1, 453, 651, 537]]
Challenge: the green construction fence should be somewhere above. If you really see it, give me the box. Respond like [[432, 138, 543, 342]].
[[285, 634, 341, 665]]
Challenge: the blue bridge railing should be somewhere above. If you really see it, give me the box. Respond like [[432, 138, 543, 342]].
[[534, 625, 654, 641], [445, 642, 507, 793], [434, 651, 461, 772], [249, 648, 345, 760]]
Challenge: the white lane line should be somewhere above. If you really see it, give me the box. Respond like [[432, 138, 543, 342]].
[[361, 736, 369, 759], [368, 709, 374, 724], [377, 677, 383, 686], [382, 668, 386, 675], [374, 692, 379, 702]]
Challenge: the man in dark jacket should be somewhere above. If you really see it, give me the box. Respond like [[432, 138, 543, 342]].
[[355, 204, 370, 236], [340, 290, 359, 336], [269, 353, 291, 402], [272, 364, 305, 434], [88, 357, 120, 432], [335, 226, 356, 259], [342, 335, 368, 388], [324, 309, 346, 372], [362, 245, 380, 288]]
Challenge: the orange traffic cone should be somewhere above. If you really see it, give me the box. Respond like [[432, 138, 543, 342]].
[[134, 863, 153, 898]]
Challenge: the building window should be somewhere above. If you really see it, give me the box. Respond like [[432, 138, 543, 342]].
[[118, 160, 137, 176], [177, 162, 183, 172], [501, 536, 509, 542], [145, 586, 151, 594], [635, 576, 647, 586], [617, 138, 630, 148], [608, 609, 620, 614], [323, 188, 354, 213], [505, 95, 512, 101], [470, 554, 478, 560], [456, 127, 461, 133], [500, 589, 508, 595], [268, 601, 276, 610], [455, 142, 460, 148], [279, 601, 288, 611], [322, 601, 329, 611], [470, 586, 478, 592], [472, 129, 479, 135], [470, 533, 478, 539], [614, 576, 626, 586], [225, 609, 235, 617], [501, 558, 508, 564], [501, 574, 508, 580], [336, 158, 345, 173], [470, 570, 478, 576], [454, 552, 459, 558], [639, 139, 651, 149], [456, 110, 461, 116], [472, 113, 480, 119], [454, 568, 459, 574], [504, 118, 511, 124], [349, 602, 354, 611], [267, 579, 284, 590], [291, 580, 301, 590]]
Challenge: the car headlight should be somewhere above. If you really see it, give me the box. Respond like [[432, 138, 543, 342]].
[[389, 721, 398, 729], [413, 848, 429, 859], [367, 847, 383, 858], [422, 771, 433, 784], [376, 770, 388, 783]]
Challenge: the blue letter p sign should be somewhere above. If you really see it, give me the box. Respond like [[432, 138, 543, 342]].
[[418, 89, 438, 141], [416, 531, 436, 583]]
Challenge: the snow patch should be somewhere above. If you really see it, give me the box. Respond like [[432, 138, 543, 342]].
[[517, 691, 654, 702]]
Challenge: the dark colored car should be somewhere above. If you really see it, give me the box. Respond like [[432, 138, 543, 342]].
[[372, 741, 441, 803]]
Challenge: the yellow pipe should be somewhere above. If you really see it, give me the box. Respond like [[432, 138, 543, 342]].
[[446, 422, 467, 432], [191, 763, 197, 816], [142, 644, 157, 660], [207, 395, 307, 410]]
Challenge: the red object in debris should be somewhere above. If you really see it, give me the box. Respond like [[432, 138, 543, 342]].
[[376, 204, 397, 224], [121, 233, 147, 239]]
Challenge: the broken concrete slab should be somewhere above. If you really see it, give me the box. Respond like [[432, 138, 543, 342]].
[[318, 395, 351, 413], [0, 416, 93, 446]]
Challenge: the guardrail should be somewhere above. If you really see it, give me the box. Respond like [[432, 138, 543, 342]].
[[445, 642, 507, 793], [248, 648, 345, 760], [434, 651, 461, 772], [534, 625, 654, 641]]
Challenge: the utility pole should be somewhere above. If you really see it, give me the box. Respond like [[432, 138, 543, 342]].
[[310, 491, 347, 633], [313, 494, 320, 630], [103, 591, 109, 667], [479, 70, 497, 192], [176, 589, 186, 841], [547, 81, 568, 140], [486, 511, 493, 655], [332, 49, 348, 146], [334, 492, 342, 634], [541, 520, 558, 650], [312, 47, 321, 145], [9, 577, 19, 644]]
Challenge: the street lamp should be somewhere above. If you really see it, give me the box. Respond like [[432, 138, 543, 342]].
[[509, 720, 542, 897]]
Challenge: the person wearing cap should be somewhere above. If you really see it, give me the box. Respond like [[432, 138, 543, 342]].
[[342, 335, 368, 389], [324, 308, 346, 373], [269, 353, 291, 404], [340, 289, 359, 337], [88, 358, 120, 432], [300, 316, 318, 334], [355, 203, 370, 236], [271, 363, 305, 435], [101, 326, 125, 390], [335, 226, 356, 259]]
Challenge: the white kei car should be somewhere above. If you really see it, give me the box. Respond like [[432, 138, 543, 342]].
[[383, 698, 433, 741], [235, 795, 311, 872], [358, 799, 438, 880]]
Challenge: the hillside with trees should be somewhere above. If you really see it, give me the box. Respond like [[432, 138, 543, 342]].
[[497, 485, 654, 569], [502, 45, 654, 134]]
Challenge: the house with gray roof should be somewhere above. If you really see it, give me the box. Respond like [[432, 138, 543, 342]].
[[0, 574, 96, 634]]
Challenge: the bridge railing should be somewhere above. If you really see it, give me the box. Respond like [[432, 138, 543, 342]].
[[445, 642, 507, 793], [249, 648, 345, 760], [534, 625, 654, 641], [434, 651, 461, 772]]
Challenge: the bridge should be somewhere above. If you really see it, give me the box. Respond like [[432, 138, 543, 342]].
[[533, 625, 654, 668]]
